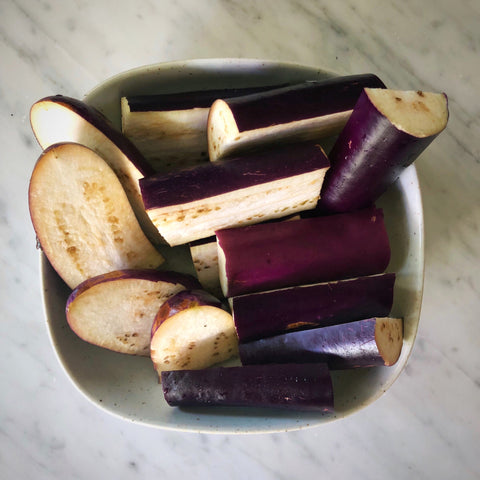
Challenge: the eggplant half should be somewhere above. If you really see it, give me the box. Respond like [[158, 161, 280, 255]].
[[140, 141, 329, 246], [317, 88, 449, 213], [161, 363, 334, 411], [239, 317, 403, 369], [231, 273, 395, 342], [207, 74, 386, 160], [217, 206, 391, 298]]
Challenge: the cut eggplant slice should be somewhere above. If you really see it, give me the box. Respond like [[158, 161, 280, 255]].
[[66, 269, 200, 355], [217, 206, 390, 298], [121, 84, 289, 172], [150, 290, 238, 378], [140, 142, 329, 246], [207, 74, 386, 161], [28, 143, 164, 289], [30, 95, 163, 245], [318, 88, 449, 213], [161, 363, 334, 411], [239, 317, 403, 369], [231, 273, 395, 342]]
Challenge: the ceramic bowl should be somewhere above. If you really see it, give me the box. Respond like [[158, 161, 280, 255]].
[[40, 59, 424, 433]]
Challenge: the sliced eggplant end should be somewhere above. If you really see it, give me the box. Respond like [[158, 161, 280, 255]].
[[365, 88, 449, 138], [207, 99, 240, 161], [375, 317, 403, 366], [150, 304, 238, 377]]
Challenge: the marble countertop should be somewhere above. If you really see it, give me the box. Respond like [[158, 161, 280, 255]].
[[1, 0, 479, 478]]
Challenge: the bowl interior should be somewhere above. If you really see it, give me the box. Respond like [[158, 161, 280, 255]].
[[41, 59, 424, 433]]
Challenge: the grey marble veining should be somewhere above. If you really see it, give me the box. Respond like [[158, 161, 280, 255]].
[[1, 0, 479, 479]]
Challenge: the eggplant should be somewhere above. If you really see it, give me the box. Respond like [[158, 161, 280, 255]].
[[189, 215, 301, 298], [150, 289, 238, 377], [161, 363, 334, 411], [217, 206, 390, 298], [231, 273, 395, 342], [124, 84, 292, 112], [239, 317, 403, 369], [28, 143, 164, 289], [140, 142, 329, 246], [30, 95, 163, 246], [317, 88, 449, 214], [66, 269, 200, 355], [207, 74, 386, 160], [121, 84, 291, 172], [189, 236, 222, 298]]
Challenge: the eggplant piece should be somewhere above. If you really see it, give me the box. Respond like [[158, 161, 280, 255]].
[[140, 142, 329, 246], [189, 236, 222, 298], [217, 206, 390, 297], [239, 317, 403, 369], [150, 290, 238, 378], [231, 273, 395, 342], [125, 85, 291, 112], [161, 363, 334, 411], [122, 98, 210, 173], [121, 84, 290, 172], [66, 269, 200, 355], [30, 95, 163, 246], [208, 74, 386, 161], [28, 143, 164, 289], [317, 88, 449, 214], [189, 215, 301, 298]]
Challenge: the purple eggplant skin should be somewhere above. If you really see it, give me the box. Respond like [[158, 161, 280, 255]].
[[217, 206, 390, 297], [317, 90, 448, 214], [32, 95, 154, 176], [224, 74, 386, 132], [140, 141, 329, 210], [239, 318, 399, 369], [125, 84, 292, 112], [231, 273, 395, 342], [161, 363, 334, 412]]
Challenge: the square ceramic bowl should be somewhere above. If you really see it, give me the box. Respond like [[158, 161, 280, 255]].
[[40, 59, 424, 433]]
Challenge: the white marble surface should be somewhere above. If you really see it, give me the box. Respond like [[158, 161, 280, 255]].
[[1, 0, 479, 478]]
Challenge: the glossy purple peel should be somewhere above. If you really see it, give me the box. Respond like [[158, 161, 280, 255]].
[[318, 88, 449, 213], [225, 74, 386, 131], [231, 273, 395, 342], [239, 317, 403, 369], [217, 206, 391, 297], [161, 363, 334, 412], [208, 74, 386, 160]]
